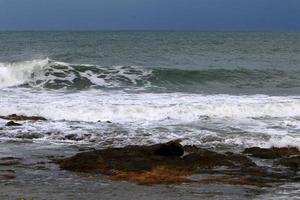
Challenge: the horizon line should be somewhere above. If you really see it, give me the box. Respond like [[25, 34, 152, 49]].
[[0, 29, 300, 33]]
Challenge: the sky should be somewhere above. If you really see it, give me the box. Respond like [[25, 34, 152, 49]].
[[0, 0, 300, 31]]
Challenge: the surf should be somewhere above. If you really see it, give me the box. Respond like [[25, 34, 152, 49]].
[[1, 59, 300, 91]]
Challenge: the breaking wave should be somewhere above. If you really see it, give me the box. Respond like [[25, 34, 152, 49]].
[[1, 58, 300, 90], [0, 59, 152, 89]]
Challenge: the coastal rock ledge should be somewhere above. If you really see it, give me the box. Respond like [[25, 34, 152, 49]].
[[56, 140, 299, 186], [0, 114, 46, 121]]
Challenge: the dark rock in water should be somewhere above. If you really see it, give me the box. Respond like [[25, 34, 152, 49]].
[[0, 157, 21, 161], [275, 156, 300, 170], [0, 157, 21, 166], [1, 173, 16, 180], [243, 147, 300, 159], [154, 140, 184, 157], [183, 151, 256, 170], [5, 121, 22, 126], [65, 134, 80, 141], [65, 134, 85, 141], [16, 132, 44, 139], [0, 114, 46, 121], [56, 140, 276, 186]]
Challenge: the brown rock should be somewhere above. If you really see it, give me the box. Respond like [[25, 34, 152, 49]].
[[0, 114, 46, 121], [56, 141, 261, 185], [1, 173, 16, 179], [111, 166, 193, 185], [275, 156, 300, 170], [0, 160, 20, 166], [0, 157, 21, 166], [243, 147, 300, 159]]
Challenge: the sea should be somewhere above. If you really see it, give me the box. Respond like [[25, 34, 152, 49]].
[[0, 31, 300, 199]]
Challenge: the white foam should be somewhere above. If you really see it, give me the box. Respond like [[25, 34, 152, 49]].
[[1, 91, 300, 123], [0, 59, 152, 89], [0, 59, 49, 88], [1, 65, 300, 149]]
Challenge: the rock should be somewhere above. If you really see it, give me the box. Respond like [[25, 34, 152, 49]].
[[154, 140, 184, 157], [0, 157, 21, 166], [1, 173, 16, 179], [243, 147, 300, 159], [65, 134, 80, 141], [16, 132, 43, 139], [0, 114, 46, 121], [111, 166, 193, 185], [275, 156, 300, 170], [0, 157, 20, 160], [183, 151, 256, 170], [56, 140, 267, 186], [5, 121, 22, 126], [199, 176, 269, 187]]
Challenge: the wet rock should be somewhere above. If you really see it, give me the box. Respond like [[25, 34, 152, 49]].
[[111, 166, 193, 185], [1, 173, 16, 179], [183, 151, 256, 170], [275, 156, 300, 170], [243, 147, 300, 159], [154, 140, 184, 157], [0, 157, 21, 161], [0, 157, 21, 166], [0, 114, 46, 121], [199, 175, 269, 187], [5, 121, 22, 126], [56, 140, 267, 186], [16, 132, 44, 139], [65, 134, 81, 141]]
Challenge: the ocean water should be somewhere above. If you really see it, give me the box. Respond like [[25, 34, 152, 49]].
[[1, 32, 300, 199]]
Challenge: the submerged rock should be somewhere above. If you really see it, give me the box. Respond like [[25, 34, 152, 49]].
[[5, 121, 22, 126], [0, 114, 46, 121], [243, 147, 300, 159]]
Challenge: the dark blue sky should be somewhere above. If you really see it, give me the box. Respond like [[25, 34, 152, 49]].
[[0, 0, 299, 31]]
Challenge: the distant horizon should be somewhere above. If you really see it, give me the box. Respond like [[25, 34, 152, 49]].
[[1, 29, 300, 33]]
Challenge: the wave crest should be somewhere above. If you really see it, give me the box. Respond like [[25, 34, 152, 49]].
[[0, 59, 152, 89], [1, 59, 300, 90]]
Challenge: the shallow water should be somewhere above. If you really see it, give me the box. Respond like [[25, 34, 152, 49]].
[[1, 141, 300, 200]]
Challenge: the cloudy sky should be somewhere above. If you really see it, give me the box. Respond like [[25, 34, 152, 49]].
[[0, 0, 299, 31]]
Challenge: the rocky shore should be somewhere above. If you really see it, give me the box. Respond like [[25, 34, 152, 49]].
[[56, 140, 300, 186], [1, 114, 299, 189]]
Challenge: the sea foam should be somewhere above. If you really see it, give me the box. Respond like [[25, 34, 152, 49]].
[[0, 59, 49, 88]]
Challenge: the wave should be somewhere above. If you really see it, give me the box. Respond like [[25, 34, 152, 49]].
[[1, 92, 300, 149], [1, 92, 300, 122], [1, 59, 300, 90], [0, 59, 152, 89]]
